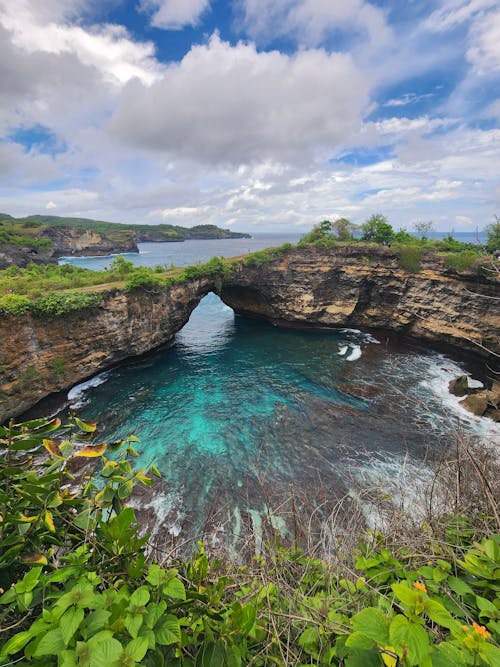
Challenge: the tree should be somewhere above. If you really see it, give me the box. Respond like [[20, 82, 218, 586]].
[[414, 221, 435, 239], [485, 216, 500, 253], [331, 218, 358, 241], [361, 214, 394, 245]]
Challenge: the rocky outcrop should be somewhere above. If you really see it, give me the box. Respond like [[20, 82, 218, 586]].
[[0, 228, 138, 269], [1, 245, 498, 422], [220, 246, 499, 358], [0, 278, 215, 421], [449, 375, 500, 421], [40, 227, 139, 258]]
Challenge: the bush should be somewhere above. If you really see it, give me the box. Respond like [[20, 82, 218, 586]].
[[0, 293, 31, 315], [125, 269, 164, 293], [30, 291, 103, 317], [397, 244, 425, 271], [445, 250, 483, 272]]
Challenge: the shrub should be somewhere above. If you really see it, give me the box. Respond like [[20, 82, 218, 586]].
[[445, 250, 483, 272], [0, 293, 31, 315], [397, 244, 425, 271], [30, 291, 103, 317], [125, 269, 164, 292]]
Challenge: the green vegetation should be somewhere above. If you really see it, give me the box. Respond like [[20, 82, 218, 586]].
[[296, 214, 500, 275], [0, 255, 243, 317], [485, 219, 500, 253], [0, 416, 499, 666], [0, 213, 250, 249], [445, 251, 484, 273], [361, 214, 395, 245], [397, 244, 425, 272]]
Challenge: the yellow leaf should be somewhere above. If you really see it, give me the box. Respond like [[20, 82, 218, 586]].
[[75, 444, 107, 457], [18, 514, 38, 523], [43, 439, 63, 458], [22, 553, 48, 565], [381, 649, 398, 667], [44, 511, 55, 533]]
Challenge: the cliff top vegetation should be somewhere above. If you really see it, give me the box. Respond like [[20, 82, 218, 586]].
[[0, 213, 250, 250]]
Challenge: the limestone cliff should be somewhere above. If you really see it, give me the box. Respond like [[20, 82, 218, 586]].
[[1, 245, 498, 423], [0, 278, 214, 421], [220, 246, 499, 358]]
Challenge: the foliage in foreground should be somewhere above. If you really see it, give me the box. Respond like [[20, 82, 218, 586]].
[[1, 417, 499, 666]]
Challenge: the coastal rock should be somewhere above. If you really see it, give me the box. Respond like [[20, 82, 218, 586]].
[[460, 393, 489, 416], [449, 375, 470, 397], [1, 245, 498, 422]]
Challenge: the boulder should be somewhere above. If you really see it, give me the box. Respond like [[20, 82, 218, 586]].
[[460, 393, 489, 416], [449, 375, 469, 397]]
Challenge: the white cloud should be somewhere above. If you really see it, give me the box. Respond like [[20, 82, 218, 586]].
[[467, 7, 500, 72], [46, 200, 57, 209], [140, 0, 210, 30], [424, 0, 497, 32], [108, 34, 369, 165], [0, 0, 162, 85], [237, 0, 391, 48]]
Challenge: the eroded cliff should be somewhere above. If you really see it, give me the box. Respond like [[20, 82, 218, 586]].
[[0, 277, 214, 421], [1, 245, 498, 422], [220, 246, 499, 357]]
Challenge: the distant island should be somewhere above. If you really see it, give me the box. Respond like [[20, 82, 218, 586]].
[[0, 213, 251, 268]]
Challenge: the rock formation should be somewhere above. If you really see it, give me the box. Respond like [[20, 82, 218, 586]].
[[1, 245, 498, 422]]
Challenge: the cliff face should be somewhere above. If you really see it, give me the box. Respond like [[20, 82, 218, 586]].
[[0, 228, 138, 269], [0, 278, 214, 421], [41, 227, 139, 258], [1, 246, 498, 422], [220, 246, 499, 357]]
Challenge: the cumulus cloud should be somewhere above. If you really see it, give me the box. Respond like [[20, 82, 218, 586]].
[[236, 0, 391, 48], [108, 34, 369, 165], [0, 0, 162, 85], [140, 0, 210, 30]]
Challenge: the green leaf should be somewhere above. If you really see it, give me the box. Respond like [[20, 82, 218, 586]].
[[125, 613, 143, 639], [81, 609, 112, 640], [129, 586, 150, 607], [145, 601, 167, 629], [424, 599, 459, 630], [448, 576, 474, 597], [430, 643, 466, 667], [162, 577, 186, 600], [88, 637, 123, 667], [344, 648, 381, 667], [125, 637, 148, 663], [389, 615, 429, 667], [0, 630, 33, 657], [476, 595, 499, 619], [33, 628, 66, 656], [155, 615, 181, 646], [345, 632, 375, 650], [60, 608, 85, 646], [391, 582, 419, 607], [228, 602, 256, 636], [351, 607, 389, 644], [479, 642, 500, 667]]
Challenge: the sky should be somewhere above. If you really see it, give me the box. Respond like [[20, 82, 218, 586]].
[[0, 0, 499, 232]]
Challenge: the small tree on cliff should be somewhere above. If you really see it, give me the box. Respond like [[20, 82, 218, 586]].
[[414, 220, 435, 240], [485, 216, 500, 253], [331, 218, 357, 241], [361, 214, 395, 245]]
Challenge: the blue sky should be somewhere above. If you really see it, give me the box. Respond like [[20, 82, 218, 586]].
[[0, 0, 498, 231]]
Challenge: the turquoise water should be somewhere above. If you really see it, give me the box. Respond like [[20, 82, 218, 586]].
[[58, 236, 498, 551]]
